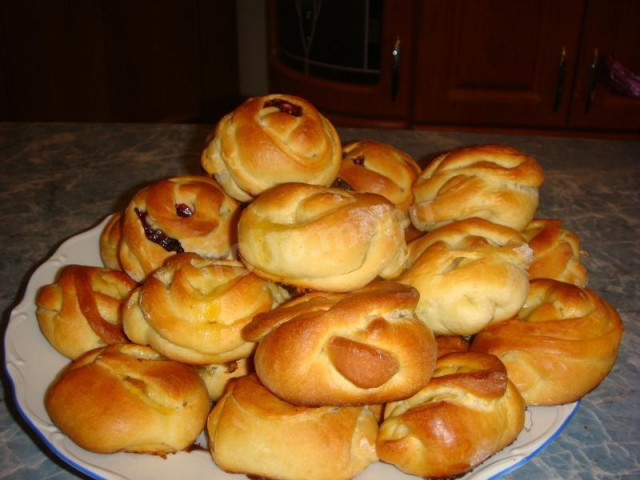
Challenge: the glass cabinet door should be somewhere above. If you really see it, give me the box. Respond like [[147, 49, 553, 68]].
[[267, 0, 415, 127]]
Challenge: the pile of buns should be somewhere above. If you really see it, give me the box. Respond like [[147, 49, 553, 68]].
[[35, 94, 623, 480]]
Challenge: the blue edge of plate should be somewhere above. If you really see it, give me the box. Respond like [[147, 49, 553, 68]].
[[493, 400, 580, 480], [3, 360, 105, 480], [3, 356, 581, 480]]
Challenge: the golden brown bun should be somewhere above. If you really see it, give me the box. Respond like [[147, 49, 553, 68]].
[[195, 358, 251, 401], [237, 182, 407, 292], [123, 253, 288, 365], [243, 281, 437, 406], [523, 218, 588, 287], [99, 213, 123, 270], [410, 144, 544, 232], [337, 140, 421, 227], [118, 176, 240, 282], [398, 218, 533, 336], [45, 344, 210, 455], [36, 265, 137, 359], [207, 374, 379, 480], [377, 352, 525, 478], [201, 94, 342, 202], [470, 279, 624, 405]]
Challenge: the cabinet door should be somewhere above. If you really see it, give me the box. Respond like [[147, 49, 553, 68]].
[[568, 0, 640, 132], [411, 0, 584, 128], [267, 0, 415, 127]]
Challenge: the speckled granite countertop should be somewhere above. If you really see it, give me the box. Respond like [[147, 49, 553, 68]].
[[0, 123, 638, 480]]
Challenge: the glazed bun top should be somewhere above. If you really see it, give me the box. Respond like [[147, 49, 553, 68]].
[[244, 281, 437, 406], [337, 140, 421, 226], [237, 182, 407, 292], [377, 351, 525, 479], [471, 278, 624, 405], [117, 175, 239, 282], [410, 144, 544, 232], [122, 253, 287, 365], [522, 218, 588, 287], [201, 94, 342, 202], [45, 343, 210, 455], [398, 217, 533, 336], [36, 264, 137, 359]]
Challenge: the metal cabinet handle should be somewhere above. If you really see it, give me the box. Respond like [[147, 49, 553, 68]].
[[553, 46, 567, 112], [391, 36, 401, 101], [585, 48, 601, 113]]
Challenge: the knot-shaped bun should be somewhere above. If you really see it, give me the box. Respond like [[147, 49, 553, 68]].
[[201, 94, 341, 201], [45, 344, 210, 455], [207, 374, 380, 480], [36, 265, 137, 359], [336, 140, 421, 227], [117, 176, 239, 282], [471, 278, 624, 405], [243, 281, 437, 406], [523, 219, 588, 287], [123, 253, 287, 365], [410, 144, 544, 232], [237, 182, 407, 292], [398, 217, 533, 336], [377, 352, 525, 479]]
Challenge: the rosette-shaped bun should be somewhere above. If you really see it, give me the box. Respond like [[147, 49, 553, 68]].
[[118, 176, 239, 282], [398, 218, 533, 336], [523, 218, 587, 287], [237, 182, 407, 292], [201, 94, 341, 201], [471, 279, 624, 405], [123, 253, 287, 365], [36, 265, 137, 359], [410, 144, 544, 232], [336, 140, 421, 227], [377, 352, 525, 479], [45, 344, 210, 455], [243, 281, 437, 406], [207, 374, 380, 480]]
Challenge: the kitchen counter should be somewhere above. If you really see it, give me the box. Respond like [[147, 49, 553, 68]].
[[0, 122, 638, 480]]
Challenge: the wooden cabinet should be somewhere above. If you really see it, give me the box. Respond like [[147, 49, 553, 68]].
[[568, 0, 640, 131], [267, 0, 416, 127], [411, 0, 584, 128], [268, 0, 640, 133], [0, 0, 240, 123]]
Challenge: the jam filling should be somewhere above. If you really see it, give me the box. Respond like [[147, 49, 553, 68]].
[[175, 203, 194, 217], [225, 360, 239, 373], [263, 98, 303, 117], [135, 207, 184, 253], [351, 154, 365, 166], [279, 283, 312, 299], [331, 177, 354, 191]]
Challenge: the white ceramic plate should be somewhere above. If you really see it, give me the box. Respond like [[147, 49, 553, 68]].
[[5, 216, 579, 480]]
